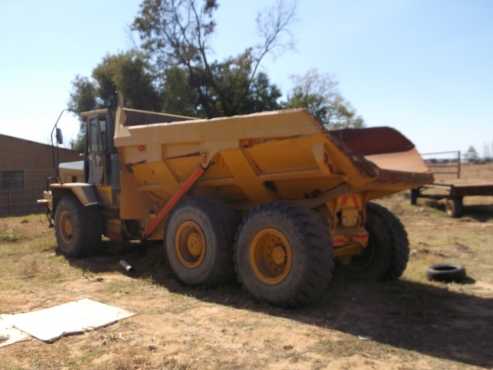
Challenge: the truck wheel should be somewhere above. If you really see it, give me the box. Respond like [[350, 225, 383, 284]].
[[446, 197, 463, 218], [164, 198, 238, 286], [341, 203, 409, 281], [235, 202, 334, 307], [54, 195, 102, 258], [410, 188, 419, 206]]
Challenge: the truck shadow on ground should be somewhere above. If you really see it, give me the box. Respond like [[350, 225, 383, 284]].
[[70, 242, 493, 368]]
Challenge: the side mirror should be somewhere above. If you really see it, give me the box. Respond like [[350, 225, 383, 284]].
[[56, 128, 63, 145]]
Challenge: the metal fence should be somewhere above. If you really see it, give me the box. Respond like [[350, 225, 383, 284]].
[[421, 151, 461, 179]]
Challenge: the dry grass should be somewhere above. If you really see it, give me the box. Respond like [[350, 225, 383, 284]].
[[1, 165, 493, 369]]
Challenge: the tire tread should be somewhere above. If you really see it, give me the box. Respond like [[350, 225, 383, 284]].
[[234, 202, 334, 307], [367, 203, 409, 280]]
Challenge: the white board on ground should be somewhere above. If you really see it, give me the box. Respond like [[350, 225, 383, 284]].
[[0, 315, 30, 348], [8, 298, 134, 342]]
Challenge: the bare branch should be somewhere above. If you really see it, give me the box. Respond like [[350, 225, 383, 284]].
[[290, 69, 338, 101], [249, 0, 297, 82], [190, 0, 229, 111]]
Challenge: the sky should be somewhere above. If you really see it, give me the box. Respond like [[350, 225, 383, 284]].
[[1, 0, 492, 156]]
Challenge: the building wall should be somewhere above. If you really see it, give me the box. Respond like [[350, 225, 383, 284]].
[[0, 135, 81, 216]]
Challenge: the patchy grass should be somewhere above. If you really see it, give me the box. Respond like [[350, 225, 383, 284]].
[[0, 228, 22, 242], [1, 169, 493, 369]]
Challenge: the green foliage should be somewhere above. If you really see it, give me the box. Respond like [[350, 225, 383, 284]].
[[154, 53, 282, 118], [69, 51, 160, 114], [68, 51, 161, 150], [161, 66, 200, 117], [197, 51, 282, 116], [68, 76, 97, 113], [0, 228, 21, 242], [285, 69, 364, 129], [92, 51, 161, 110]]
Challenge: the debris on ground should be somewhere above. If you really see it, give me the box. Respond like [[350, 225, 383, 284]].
[[0, 299, 134, 344], [0, 315, 30, 348], [426, 264, 467, 283]]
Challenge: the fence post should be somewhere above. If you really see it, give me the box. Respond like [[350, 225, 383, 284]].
[[457, 151, 461, 179]]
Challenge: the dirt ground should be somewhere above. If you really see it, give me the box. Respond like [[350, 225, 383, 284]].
[[1, 164, 493, 370]]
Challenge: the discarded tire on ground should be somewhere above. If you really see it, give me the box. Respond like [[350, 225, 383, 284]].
[[427, 264, 466, 283], [54, 195, 102, 258], [165, 198, 239, 286], [235, 202, 334, 307], [340, 203, 409, 281]]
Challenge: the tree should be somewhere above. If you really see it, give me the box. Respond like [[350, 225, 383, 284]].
[[160, 66, 200, 116], [68, 0, 367, 150], [68, 51, 161, 115], [68, 51, 161, 150], [68, 76, 98, 113], [159, 52, 282, 117], [284, 69, 364, 129], [132, 0, 294, 117], [465, 145, 479, 163]]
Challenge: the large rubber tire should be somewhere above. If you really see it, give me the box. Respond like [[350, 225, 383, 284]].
[[164, 198, 239, 286], [54, 195, 102, 258], [410, 188, 419, 206], [341, 203, 409, 281], [235, 202, 334, 307], [427, 264, 466, 283]]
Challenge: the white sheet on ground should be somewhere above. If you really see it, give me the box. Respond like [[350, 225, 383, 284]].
[[7, 298, 134, 342], [0, 314, 30, 348]]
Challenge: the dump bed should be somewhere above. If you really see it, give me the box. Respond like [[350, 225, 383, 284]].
[[113, 108, 432, 216]]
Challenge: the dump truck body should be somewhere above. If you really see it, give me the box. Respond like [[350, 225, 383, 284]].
[[41, 107, 432, 307], [112, 108, 431, 239], [115, 109, 430, 206]]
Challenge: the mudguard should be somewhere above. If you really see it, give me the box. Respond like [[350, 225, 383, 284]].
[[50, 183, 100, 208]]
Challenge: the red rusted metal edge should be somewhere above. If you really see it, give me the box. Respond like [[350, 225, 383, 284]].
[[143, 165, 206, 239], [330, 127, 415, 156]]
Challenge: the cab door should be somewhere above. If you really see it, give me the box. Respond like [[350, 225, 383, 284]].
[[87, 117, 107, 185]]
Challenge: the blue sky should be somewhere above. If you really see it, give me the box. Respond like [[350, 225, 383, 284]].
[[1, 0, 492, 155]]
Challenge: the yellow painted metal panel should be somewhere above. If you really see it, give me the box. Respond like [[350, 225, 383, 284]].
[[243, 136, 321, 174], [221, 149, 274, 203], [111, 107, 432, 211], [119, 165, 153, 219]]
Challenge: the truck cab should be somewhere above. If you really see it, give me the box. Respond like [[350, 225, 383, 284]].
[[39, 107, 193, 251]]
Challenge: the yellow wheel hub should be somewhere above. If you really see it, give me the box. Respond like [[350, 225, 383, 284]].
[[271, 246, 287, 265], [59, 211, 74, 242], [175, 221, 206, 269], [249, 228, 293, 285], [187, 232, 203, 257]]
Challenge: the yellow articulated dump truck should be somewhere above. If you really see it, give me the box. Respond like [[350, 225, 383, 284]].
[[39, 107, 432, 307]]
